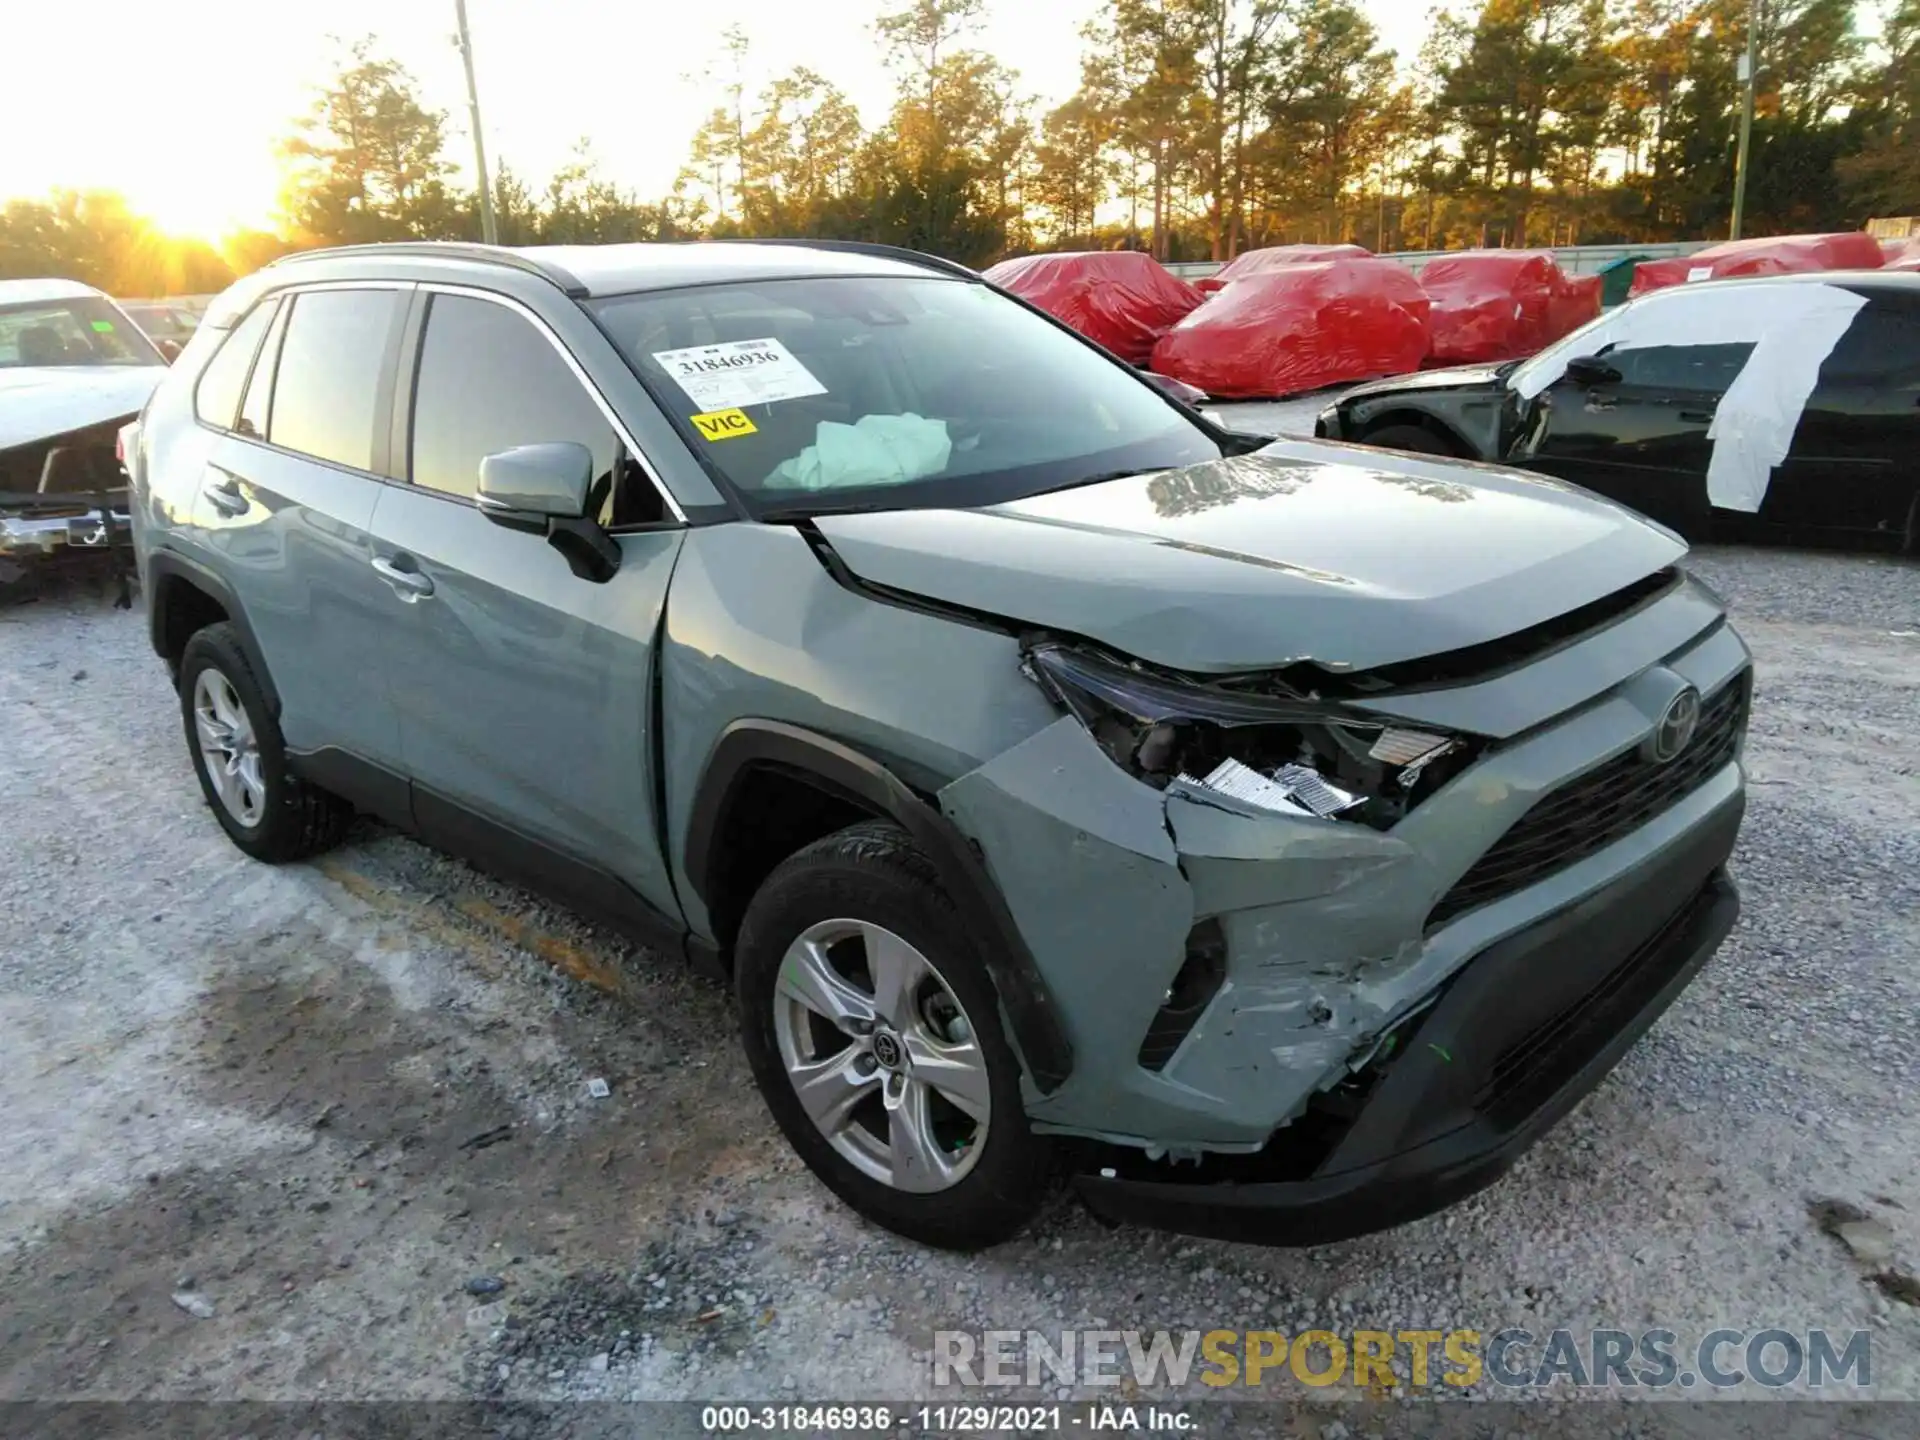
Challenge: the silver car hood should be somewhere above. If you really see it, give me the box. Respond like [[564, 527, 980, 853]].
[[811, 439, 1686, 674], [0, 366, 165, 451]]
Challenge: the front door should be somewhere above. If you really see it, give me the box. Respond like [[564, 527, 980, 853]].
[[1510, 340, 1754, 533], [367, 288, 686, 923]]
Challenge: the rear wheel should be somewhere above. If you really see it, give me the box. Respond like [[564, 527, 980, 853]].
[[178, 623, 351, 862], [1361, 423, 1462, 457], [734, 820, 1052, 1249]]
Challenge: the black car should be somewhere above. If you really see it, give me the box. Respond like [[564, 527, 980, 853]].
[[1315, 271, 1920, 552]]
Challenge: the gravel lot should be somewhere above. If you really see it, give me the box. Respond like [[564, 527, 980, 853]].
[[0, 542, 1915, 1426]]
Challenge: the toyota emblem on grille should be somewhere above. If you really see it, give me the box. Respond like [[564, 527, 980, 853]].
[[1645, 686, 1701, 764]]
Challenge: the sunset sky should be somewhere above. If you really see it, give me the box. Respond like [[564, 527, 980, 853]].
[[8, 0, 1439, 240]]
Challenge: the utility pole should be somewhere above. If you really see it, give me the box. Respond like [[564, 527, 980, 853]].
[[454, 0, 498, 245], [1730, 0, 1759, 240]]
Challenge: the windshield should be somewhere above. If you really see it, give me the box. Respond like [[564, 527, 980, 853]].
[[0, 296, 164, 368], [590, 275, 1223, 516]]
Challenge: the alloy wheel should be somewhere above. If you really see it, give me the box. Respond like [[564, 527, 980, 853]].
[[192, 668, 265, 828], [771, 918, 991, 1193]]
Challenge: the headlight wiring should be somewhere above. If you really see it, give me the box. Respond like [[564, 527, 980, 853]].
[[1022, 640, 1472, 829]]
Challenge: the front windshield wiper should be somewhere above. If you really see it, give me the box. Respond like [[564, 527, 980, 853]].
[[756, 499, 901, 523]]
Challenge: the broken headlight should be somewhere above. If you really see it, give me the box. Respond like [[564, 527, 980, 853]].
[[1023, 641, 1471, 829]]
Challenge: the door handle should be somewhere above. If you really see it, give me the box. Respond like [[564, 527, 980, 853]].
[[371, 555, 435, 598], [206, 473, 249, 516]]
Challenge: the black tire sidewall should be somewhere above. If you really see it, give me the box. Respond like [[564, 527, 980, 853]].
[[734, 823, 1052, 1250], [178, 625, 304, 861]]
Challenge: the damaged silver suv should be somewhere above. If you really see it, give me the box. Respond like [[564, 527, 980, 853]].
[[128, 240, 1751, 1250]]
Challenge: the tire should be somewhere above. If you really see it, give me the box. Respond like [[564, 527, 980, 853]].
[[178, 622, 351, 862], [734, 820, 1053, 1250], [1361, 423, 1462, 457]]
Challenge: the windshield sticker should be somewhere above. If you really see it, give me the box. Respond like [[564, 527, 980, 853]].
[[690, 408, 758, 442], [91, 320, 116, 332], [652, 337, 826, 410]]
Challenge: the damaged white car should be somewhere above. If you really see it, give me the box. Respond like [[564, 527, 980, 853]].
[[1, 278, 168, 591]]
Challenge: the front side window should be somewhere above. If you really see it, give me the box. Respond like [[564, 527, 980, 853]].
[[267, 289, 403, 471], [1608, 342, 1754, 393], [590, 275, 1221, 516], [408, 294, 632, 520], [0, 295, 164, 368], [193, 300, 275, 429]]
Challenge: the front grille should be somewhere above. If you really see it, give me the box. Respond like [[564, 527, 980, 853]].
[[1427, 671, 1750, 929]]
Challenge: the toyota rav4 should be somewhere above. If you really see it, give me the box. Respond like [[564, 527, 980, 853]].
[[128, 240, 1751, 1250]]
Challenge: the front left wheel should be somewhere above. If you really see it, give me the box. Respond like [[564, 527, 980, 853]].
[[178, 623, 351, 862], [734, 820, 1053, 1250]]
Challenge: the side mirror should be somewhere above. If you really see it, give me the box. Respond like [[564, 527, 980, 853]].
[[1142, 370, 1209, 406], [476, 442, 620, 584], [156, 339, 183, 364], [1563, 354, 1622, 388], [477, 442, 593, 519]]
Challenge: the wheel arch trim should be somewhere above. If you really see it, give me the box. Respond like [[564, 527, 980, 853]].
[[684, 719, 1074, 1093], [145, 549, 282, 716]]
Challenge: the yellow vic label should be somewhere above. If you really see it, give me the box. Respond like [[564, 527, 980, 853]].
[[690, 409, 757, 441]]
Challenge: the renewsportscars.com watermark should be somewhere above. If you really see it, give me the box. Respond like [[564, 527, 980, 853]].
[[932, 1327, 1873, 1392]]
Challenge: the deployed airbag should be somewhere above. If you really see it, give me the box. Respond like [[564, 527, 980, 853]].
[[982, 252, 1202, 366], [764, 413, 952, 491], [1149, 260, 1431, 398]]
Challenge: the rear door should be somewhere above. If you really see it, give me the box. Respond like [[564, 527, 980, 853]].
[[366, 286, 686, 922], [1764, 295, 1920, 536], [1511, 337, 1752, 532], [200, 285, 409, 772]]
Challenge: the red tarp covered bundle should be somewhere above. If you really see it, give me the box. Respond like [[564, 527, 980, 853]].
[[1420, 251, 1604, 363], [1880, 238, 1920, 271], [1196, 243, 1372, 293], [1421, 250, 1582, 363], [1150, 259, 1431, 398], [982, 251, 1202, 366], [1548, 271, 1603, 339], [1628, 233, 1885, 296]]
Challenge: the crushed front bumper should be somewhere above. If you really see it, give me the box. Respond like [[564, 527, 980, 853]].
[[1073, 799, 1740, 1244], [0, 490, 131, 557]]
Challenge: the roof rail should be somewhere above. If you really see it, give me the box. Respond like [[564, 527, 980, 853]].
[[265, 242, 588, 298], [707, 238, 980, 281]]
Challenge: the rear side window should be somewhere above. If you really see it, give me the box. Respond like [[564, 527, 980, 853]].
[[1819, 303, 1920, 384], [193, 301, 275, 428], [409, 293, 637, 519], [267, 289, 403, 471]]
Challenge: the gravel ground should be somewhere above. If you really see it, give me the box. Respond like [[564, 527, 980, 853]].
[[0, 543, 1915, 1429]]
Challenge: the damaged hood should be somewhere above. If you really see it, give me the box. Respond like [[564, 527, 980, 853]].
[[0, 366, 165, 452], [1338, 362, 1507, 401], [812, 439, 1686, 674]]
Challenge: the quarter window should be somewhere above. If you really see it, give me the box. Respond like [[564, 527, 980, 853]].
[[408, 293, 638, 519], [193, 300, 275, 429], [267, 289, 403, 471]]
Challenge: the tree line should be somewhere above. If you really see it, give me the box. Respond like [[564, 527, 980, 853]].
[[4, 0, 1916, 294]]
